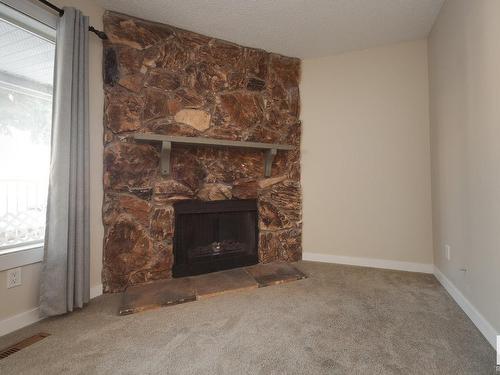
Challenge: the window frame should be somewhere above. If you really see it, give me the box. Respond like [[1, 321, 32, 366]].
[[0, 0, 57, 270], [0, 0, 57, 38]]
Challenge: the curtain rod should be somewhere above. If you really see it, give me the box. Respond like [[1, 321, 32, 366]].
[[37, 0, 107, 40]]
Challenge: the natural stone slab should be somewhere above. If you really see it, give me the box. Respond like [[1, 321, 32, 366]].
[[197, 183, 232, 201], [105, 92, 143, 133], [245, 262, 306, 287], [174, 89, 204, 109], [269, 54, 300, 89], [145, 69, 181, 91], [104, 12, 174, 50], [232, 179, 258, 199], [119, 277, 196, 315], [143, 89, 169, 121], [258, 227, 302, 263], [103, 193, 151, 227], [153, 179, 193, 204], [258, 175, 287, 189], [244, 48, 268, 80], [104, 216, 152, 278], [246, 77, 266, 91], [103, 142, 159, 191], [218, 92, 264, 128], [118, 262, 306, 315], [191, 268, 258, 299], [150, 206, 174, 241], [118, 74, 145, 93], [258, 180, 301, 231], [103, 48, 118, 85], [245, 125, 281, 144], [174, 109, 211, 131]]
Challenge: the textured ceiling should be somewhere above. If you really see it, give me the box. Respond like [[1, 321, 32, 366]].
[[96, 0, 444, 58]]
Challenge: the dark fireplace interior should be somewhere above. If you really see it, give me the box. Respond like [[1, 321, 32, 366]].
[[172, 199, 259, 277]]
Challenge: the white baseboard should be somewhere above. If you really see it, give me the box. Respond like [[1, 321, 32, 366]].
[[0, 307, 42, 337], [0, 284, 104, 338], [3, 268, 496, 352], [302, 253, 497, 349], [90, 284, 103, 299], [433, 266, 497, 348], [302, 252, 434, 274]]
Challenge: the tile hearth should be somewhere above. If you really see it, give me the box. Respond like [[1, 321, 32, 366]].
[[119, 262, 306, 315]]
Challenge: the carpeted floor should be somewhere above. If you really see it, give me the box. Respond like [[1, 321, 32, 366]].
[[0, 261, 495, 374]]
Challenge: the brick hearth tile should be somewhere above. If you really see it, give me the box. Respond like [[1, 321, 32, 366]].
[[191, 268, 259, 299], [245, 262, 307, 287], [119, 277, 196, 315]]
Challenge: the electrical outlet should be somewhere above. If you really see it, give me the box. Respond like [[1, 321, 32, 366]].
[[444, 244, 451, 261], [7, 267, 22, 288]]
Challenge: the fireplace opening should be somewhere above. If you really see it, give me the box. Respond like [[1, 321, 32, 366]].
[[172, 199, 259, 277]]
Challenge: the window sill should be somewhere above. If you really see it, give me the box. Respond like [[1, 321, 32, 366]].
[[0, 244, 44, 271]]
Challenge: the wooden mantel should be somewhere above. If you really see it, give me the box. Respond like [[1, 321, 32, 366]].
[[133, 133, 295, 177]]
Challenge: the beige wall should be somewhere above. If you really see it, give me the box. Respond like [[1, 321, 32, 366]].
[[0, 0, 103, 322], [428, 0, 500, 334], [301, 40, 433, 266], [0, 264, 41, 320]]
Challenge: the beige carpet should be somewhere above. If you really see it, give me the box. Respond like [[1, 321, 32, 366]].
[[0, 261, 495, 374]]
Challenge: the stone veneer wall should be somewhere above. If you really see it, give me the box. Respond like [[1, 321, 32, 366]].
[[102, 11, 302, 292]]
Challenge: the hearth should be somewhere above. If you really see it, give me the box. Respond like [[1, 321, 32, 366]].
[[172, 199, 258, 277]]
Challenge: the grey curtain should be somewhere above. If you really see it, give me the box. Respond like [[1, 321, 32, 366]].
[[40, 7, 90, 317]]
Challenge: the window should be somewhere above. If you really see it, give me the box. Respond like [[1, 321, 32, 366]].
[[0, 1, 56, 265]]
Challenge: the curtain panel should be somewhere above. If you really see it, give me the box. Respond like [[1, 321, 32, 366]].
[[40, 7, 90, 316]]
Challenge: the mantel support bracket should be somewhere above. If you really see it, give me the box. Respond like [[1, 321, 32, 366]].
[[161, 143, 277, 177], [160, 140, 172, 176], [264, 148, 277, 177], [134, 134, 293, 178]]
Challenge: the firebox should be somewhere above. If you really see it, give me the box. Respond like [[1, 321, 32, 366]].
[[172, 199, 259, 277]]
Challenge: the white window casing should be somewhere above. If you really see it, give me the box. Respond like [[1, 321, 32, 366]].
[[0, 0, 56, 270]]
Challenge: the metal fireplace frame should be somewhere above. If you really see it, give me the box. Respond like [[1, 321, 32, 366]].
[[172, 199, 259, 278]]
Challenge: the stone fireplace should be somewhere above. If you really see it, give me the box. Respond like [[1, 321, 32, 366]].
[[102, 11, 302, 293]]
